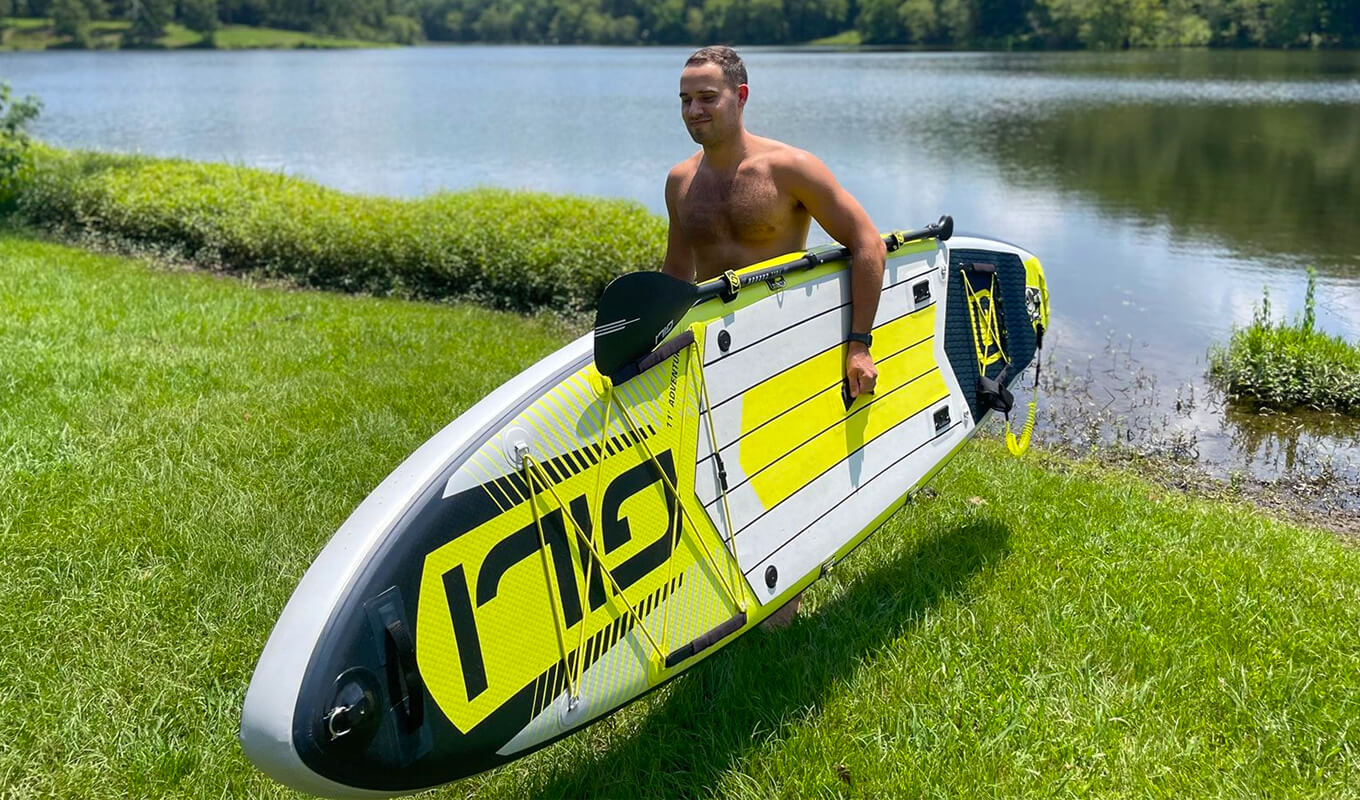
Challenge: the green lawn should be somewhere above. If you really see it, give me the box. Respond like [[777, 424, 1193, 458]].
[[0, 16, 59, 49], [805, 29, 863, 47], [210, 24, 388, 49], [2, 230, 1358, 798]]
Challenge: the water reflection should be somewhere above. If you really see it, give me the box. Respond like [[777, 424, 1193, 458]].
[[976, 101, 1360, 276], [964, 49, 1360, 81], [1224, 404, 1360, 477]]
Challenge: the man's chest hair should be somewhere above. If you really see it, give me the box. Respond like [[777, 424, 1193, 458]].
[[680, 169, 788, 244]]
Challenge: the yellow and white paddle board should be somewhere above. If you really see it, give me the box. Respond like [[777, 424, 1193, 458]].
[[241, 229, 1048, 797]]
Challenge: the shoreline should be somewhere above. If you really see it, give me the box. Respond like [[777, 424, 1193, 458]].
[[8, 213, 1357, 542], [4, 141, 1357, 517]]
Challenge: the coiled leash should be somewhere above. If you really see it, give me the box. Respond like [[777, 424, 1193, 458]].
[[961, 262, 1044, 457]]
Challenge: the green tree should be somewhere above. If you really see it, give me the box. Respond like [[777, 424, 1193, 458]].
[[180, 0, 219, 38], [1267, 0, 1322, 45], [441, 9, 466, 38], [473, 1, 513, 40], [683, 5, 705, 39], [1222, 0, 1272, 45], [384, 13, 422, 42], [900, 0, 940, 43], [974, 0, 1031, 40], [746, 0, 789, 42], [608, 12, 638, 42], [52, 0, 93, 46], [1325, 0, 1359, 45], [1155, 0, 1211, 45], [642, 0, 686, 43], [856, 0, 908, 42], [785, 0, 849, 41], [938, 0, 975, 43], [20, 0, 54, 16], [125, 0, 172, 43]]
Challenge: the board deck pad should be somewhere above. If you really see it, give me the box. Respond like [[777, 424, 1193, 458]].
[[240, 232, 1048, 798]]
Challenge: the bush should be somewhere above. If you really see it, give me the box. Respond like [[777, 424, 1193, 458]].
[[7, 146, 668, 313], [1208, 269, 1360, 413], [0, 83, 43, 206]]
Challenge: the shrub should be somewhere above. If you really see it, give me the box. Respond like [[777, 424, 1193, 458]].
[[8, 146, 668, 313], [0, 83, 43, 206], [1208, 269, 1360, 413]]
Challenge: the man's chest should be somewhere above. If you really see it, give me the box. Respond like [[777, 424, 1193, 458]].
[[677, 169, 791, 245]]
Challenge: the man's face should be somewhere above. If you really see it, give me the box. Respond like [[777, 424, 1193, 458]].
[[679, 62, 746, 146]]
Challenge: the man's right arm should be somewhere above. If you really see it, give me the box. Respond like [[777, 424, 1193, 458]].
[[661, 166, 695, 282]]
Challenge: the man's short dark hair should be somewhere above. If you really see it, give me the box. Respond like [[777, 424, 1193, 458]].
[[685, 46, 747, 90]]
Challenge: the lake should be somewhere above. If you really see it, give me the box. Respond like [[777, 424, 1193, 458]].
[[2, 46, 1358, 487]]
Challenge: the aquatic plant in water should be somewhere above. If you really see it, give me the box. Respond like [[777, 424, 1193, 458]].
[[1209, 268, 1360, 414]]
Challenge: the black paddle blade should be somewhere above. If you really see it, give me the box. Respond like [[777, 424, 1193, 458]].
[[593, 271, 697, 378]]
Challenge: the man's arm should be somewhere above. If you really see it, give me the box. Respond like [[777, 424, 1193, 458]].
[[661, 166, 695, 282], [779, 151, 886, 398]]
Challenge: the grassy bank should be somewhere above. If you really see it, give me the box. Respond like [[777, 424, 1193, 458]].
[[0, 17, 387, 50], [3, 231, 1359, 797], [1210, 271, 1360, 414], [6, 146, 667, 313]]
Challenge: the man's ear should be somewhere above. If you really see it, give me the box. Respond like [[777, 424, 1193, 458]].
[[737, 84, 749, 106]]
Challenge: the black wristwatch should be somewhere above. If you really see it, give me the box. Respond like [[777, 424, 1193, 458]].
[[847, 331, 873, 349]]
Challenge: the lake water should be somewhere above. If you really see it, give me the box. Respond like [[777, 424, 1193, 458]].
[[3, 46, 1358, 488]]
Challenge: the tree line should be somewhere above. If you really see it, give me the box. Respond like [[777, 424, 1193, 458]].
[[2, 0, 1355, 48]]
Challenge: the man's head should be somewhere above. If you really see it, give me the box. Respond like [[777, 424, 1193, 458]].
[[680, 46, 748, 146]]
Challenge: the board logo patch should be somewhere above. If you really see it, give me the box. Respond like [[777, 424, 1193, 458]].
[[417, 451, 681, 732]]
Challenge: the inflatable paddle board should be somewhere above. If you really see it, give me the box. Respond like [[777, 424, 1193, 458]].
[[241, 216, 1049, 797]]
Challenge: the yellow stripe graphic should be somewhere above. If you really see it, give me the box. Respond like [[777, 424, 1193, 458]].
[[736, 306, 946, 511], [744, 370, 949, 511], [735, 339, 939, 486], [735, 306, 936, 445]]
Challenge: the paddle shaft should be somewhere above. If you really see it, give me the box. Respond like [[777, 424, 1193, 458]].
[[692, 217, 952, 304]]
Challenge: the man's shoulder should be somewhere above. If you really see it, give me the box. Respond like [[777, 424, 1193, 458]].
[[751, 135, 810, 161], [753, 137, 830, 185], [667, 151, 703, 182]]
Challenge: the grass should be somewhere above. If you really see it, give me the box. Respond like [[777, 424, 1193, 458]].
[[1209, 269, 1360, 413], [3, 229, 1360, 797], [8, 145, 668, 313], [0, 16, 59, 49], [805, 29, 863, 47], [0, 17, 389, 50], [209, 24, 389, 49]]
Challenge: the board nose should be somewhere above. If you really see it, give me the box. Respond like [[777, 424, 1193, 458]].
[[240, 652, 310, 793], [240, 638, 385, 799]]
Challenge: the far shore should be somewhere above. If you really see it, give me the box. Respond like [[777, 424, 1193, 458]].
[[0, 19, 393, 51]]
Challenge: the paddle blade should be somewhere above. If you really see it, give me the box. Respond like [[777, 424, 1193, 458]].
[[593, 271, 697, 378]]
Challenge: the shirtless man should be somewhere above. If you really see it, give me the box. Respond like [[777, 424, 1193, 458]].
[[661, 46, 886, 626]]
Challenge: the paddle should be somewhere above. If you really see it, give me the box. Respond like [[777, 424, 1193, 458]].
[[593, 215, 954, 378]]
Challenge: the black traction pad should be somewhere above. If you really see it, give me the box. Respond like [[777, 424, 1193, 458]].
[[942, 249, 1038, 423]]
